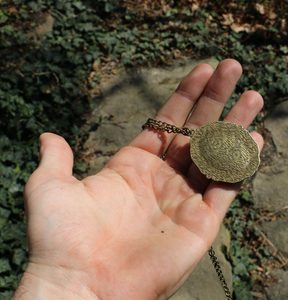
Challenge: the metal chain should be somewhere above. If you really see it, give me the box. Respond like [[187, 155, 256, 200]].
[[142, 118, 193, 136], [208, 247, 232, 300], [142, 118, 233, 300]]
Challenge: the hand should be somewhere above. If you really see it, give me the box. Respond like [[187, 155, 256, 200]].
[[14, 59, 264, 300]]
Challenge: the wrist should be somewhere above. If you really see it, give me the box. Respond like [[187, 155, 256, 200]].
[[13, 263, 100, 300]]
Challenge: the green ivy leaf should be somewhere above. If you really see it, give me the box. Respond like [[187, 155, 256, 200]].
[[0, 259, 10, 274]]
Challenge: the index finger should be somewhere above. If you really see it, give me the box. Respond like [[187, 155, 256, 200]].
[[130, 63, 214, 156]]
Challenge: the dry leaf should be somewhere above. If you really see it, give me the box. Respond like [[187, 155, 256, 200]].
[[8, 6, 18, 14], [281, 19, 286, 31], [231, 23, 252, 33], [255, 3, 265, 15], [222, 13, 234, 26], [230, 23, 266, 33], [268, 11, 277, 20], [191, 3, 199, 11]]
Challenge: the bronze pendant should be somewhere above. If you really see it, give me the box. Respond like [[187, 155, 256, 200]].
[[143, 119, 260, 183]]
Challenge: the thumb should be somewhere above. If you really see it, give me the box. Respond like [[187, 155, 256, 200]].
[[38, 132, 74, 178], [24, 133, 74, 210]]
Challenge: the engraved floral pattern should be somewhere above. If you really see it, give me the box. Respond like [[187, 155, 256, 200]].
[[190, 122, 260, 183]]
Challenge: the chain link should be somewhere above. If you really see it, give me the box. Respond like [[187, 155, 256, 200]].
[[208, 247, 232, 300], [142, 118, 233, 300], [142, 118, 193, 136]]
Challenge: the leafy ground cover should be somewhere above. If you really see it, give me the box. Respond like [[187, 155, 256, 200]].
[[1, 1, 288, 299]]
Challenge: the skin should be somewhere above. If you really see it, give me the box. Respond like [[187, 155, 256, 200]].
[[13, 59, 264, 300]]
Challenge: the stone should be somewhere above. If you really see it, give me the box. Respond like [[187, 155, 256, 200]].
[[253, 100, 288, 211], [170, 225, 232, 300], [265, 101, 288, 158], [84, 58, 233, 299], [252, 100, 288, 298], [28, 13, 54, 40], [83, 58, 218, 174], [253, 159, 288, 210], [265, 270, 288, 300], [260, 220, 288, 256]]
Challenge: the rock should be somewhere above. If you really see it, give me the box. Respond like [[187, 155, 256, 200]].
[[252, 100, 288, 299], [265, 100, 288, 158], [253, 159, 288, 210], [28, 13, 54, 40], [84, 58, 218, 174], [170, 225, 232, 300], [265, 270, 288, 300], [253, 100, 288, 211], [260, 220, 288, 256], [84, 58, 233, 299]]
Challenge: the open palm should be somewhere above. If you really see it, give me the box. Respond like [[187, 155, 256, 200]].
[[19, 60, 263, 300]]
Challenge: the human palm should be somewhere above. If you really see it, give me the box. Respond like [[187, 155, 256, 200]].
[[17, 59, 264, 300]]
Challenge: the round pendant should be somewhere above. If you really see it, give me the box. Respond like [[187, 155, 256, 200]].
[[189, 121, 260, 183]]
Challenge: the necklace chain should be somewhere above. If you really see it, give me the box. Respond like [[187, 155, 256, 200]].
[[142, 118, 232, 300], [208, 247, 232, 299], [142, 118, 193, 136]]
